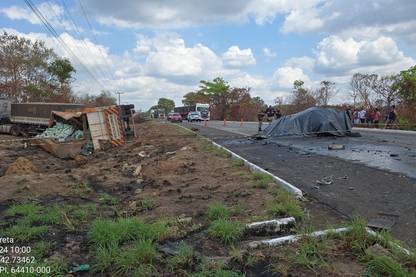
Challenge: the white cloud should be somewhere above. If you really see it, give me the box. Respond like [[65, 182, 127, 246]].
[[315, 36, 362, 72], [222, 46, 256, 67], [0, 3, 75, 31], [284, 56, 315, 71], [314, 35, 415, 76], [273, 66, 311, 89], [83, 0, 324, 28], [263, 47, 276, 58], [281, 9, 325, 33]]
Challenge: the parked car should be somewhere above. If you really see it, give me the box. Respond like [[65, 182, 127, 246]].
[[187, 111, 202, 122], [169, 113, 183, 122], [167, 112, 174, 121]]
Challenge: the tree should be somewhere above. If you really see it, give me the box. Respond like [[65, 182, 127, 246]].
[[182, 91, 210, 106], [350, 73, 377, 106], [78, 90, 116, 107], [392, 65, 416, 105], [199, 77, 230, 119], [157, 98, 175, 113], [0, 32, 76, 103], [314, 80, 336, 106], [372, 75, 397, 108], [290, 80, 316, 110]]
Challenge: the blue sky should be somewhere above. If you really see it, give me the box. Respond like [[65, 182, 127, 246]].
[[1, 0, 415, 110]]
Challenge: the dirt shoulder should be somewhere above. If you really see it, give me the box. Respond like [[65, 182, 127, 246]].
[[0, 121, 414, 276]]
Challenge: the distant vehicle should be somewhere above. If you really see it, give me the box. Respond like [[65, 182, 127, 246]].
[[187, 111, 202, 122], [174, 103, 210, 121], [169, 113, 182, 122]]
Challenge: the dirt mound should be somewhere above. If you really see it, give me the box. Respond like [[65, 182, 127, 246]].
[[5, 157, 38, 175]]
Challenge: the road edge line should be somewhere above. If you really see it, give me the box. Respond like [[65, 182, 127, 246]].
[[175, 122, 304, 199]]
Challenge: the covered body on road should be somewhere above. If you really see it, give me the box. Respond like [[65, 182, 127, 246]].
[[262, 107, 352, 137]]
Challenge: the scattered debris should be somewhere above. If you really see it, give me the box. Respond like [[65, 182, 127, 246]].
[[166, 151, 176, 156], [390, 153, 399, 157], [139, 151, 150, 158], [191, 127, 199, 132], [5, 157, 37, 175], [328, 144, 345, 150], [69, 264, 90, 273], [316, 176, 333, 185], [133, 165, 142, 177]]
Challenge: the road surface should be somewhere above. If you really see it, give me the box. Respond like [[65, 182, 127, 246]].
[[189, 120, 416, 179], [180, 120, 416, 246]]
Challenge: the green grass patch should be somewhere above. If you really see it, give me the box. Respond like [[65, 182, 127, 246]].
[[31, 241, 53, 259], [293, 237, 327, 271], [71, 181, 94, 196], [190, 261, 244, 277], [70, 203, 97, 222], [140, 198, 156, 210], [207, 202, 231, 220], [266, 200, 304, 220], [208, 219, 245, 245], [232, 159, 245, 167], [89, 217, 167, 248], [114, 239, 158, 275], [169, 242, 196, 270], [5, 202, 42, 217], [5, 223, 48, 242], [252, 172, 273, 189], [366, 255, 411, 277], [99, 193, 120, 205]]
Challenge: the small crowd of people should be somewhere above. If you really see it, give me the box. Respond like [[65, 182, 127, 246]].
[[257, 105, 282, 132], [348, 105, 397, 129]]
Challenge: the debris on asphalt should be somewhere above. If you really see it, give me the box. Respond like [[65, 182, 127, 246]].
[[316, 176, 334, 185], [390, 153, 399, 157], [191, 127, 199, 131], [328, 143, 345, 150]]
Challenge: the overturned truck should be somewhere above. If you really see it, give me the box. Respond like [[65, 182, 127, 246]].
[[262, 107, 352, 137], [36, 106, 127, 159]]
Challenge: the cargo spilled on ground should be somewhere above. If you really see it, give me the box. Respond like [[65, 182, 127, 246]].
[[0, 121, 415, 276]]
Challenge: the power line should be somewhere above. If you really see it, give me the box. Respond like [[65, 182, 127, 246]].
[[77, 0, 117, 82], [55, 0, 113, 85], [23, 0, 106, 91]]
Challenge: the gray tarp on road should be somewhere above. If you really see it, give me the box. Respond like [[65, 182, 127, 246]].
[[262, 107, 352, 137]]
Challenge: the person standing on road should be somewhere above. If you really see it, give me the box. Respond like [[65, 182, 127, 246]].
[[373, 108, 381, 128], [257, 110, 265, 132], [275, 109, 282, 120], [385, 105, 397, 129], [265, 105, 275, 122], [358, 108, 366, 124]]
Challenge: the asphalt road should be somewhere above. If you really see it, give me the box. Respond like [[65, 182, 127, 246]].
[[189, 120, 416, 179], [180, 121, 416, 246]]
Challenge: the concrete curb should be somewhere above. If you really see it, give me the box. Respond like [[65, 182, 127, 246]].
[[248, 227, 349, 248], [246, 217, 295, 234], [352, 127, 416, 135], [175, 123, 304, 199], [248, 226, 413, 256]]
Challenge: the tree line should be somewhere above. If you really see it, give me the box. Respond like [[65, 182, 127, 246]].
[[0, 32, 116, 106]]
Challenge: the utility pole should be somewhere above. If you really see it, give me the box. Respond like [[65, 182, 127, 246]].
[[115, 91, 124, 105]]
